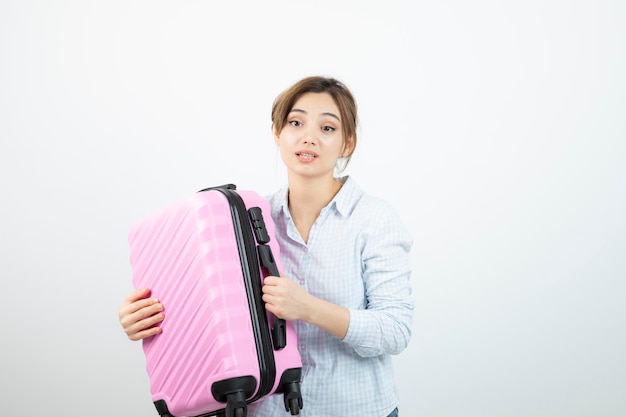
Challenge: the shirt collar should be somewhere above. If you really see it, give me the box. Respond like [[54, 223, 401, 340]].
[[333, 175, 363, 217], [276, 175, 363, 219]]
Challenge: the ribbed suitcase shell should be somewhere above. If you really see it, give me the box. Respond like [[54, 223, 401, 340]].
[[128, 186, 302, 417]]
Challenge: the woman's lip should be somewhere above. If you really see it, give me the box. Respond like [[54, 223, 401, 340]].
[[296, 151, 318, 162], [296, 151, 318, 157]]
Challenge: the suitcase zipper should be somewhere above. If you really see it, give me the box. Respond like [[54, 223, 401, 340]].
[[217, 188, 277, 402]]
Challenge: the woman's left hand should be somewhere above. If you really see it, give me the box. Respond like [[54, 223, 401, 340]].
[[262, 274, 350, 339], [262, 274, 312, 321]]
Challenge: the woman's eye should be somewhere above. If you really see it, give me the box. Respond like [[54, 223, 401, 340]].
[[322, 126, 335, 132], [289, 120, 302, 127]]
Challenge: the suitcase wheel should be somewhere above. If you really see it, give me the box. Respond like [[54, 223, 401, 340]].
[[153, 399, 174, 417], [212, 376, 256, 417], [282, 382, 303, 415], [288, 397, 301, 415], [277, 368, 303, 415], [225, 390, 247, 417]]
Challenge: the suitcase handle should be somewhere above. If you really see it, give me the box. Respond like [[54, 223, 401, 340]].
[[249, 207, 287, 350], [197, 183, 237, 193], [257, 245, 287, 350]]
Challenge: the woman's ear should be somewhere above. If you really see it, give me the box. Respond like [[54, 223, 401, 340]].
[[273, 126, 280, 146], [341, 136, 355, 157]]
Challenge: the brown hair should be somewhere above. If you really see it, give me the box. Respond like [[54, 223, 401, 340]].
[[271, 76, 358, 170]]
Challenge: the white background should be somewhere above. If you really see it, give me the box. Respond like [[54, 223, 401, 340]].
[[1, 1, 624, 416]]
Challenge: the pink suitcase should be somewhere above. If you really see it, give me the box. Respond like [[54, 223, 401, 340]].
[[128, 184, 303, 417]]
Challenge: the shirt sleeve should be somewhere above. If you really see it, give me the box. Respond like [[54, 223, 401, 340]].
[[341, 201, 415, 357]]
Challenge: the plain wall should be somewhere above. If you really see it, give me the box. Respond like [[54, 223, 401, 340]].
[[1, 1, 624, 416]]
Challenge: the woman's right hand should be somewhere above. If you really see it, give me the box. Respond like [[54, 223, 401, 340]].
[[118, 288, 164, 341]]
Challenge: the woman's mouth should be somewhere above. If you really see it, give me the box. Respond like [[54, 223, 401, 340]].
[[296, 152, 317, 161]]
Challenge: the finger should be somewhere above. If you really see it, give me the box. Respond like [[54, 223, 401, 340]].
[[263, 276, 280, 286], [119, 296, 161, 318], [262, 284, 281, 297], [123, 288, 152, 305], [120, 302, 163, 329], [129, 322, 163, 341], [126, 311, 165, 340], [264, 301, 278, 317]]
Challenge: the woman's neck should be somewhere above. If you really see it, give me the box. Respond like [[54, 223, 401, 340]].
[[287, 175, 342, 213], [286, 175, 343, 242]]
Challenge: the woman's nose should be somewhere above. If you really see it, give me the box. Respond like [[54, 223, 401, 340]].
[[303, 129, 317, 144]]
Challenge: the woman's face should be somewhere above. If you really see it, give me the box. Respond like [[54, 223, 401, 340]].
[[275, 92, 349, 180]]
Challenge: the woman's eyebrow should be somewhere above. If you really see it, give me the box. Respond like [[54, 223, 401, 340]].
[[289, 108, 341, 121]]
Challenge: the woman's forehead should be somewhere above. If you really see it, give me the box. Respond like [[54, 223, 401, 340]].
[[291, 93, 340, 119]]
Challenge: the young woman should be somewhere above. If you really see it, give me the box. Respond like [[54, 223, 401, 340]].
[[119, 76, 414, 417]]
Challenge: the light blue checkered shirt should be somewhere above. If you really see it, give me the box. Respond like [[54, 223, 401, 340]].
[[248, 176, 414, 417]]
